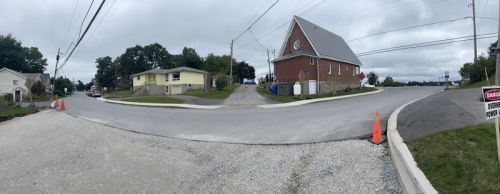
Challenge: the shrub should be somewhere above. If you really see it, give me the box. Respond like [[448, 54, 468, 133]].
[[344, 87, 352, 92], [215, 74, 229, 91]]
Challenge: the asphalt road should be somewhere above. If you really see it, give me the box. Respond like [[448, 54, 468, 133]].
[[398, 88, 486, 140], [0, 111, 401, 193], [223, 85, 276, 107], [64, 87, 442, 144]]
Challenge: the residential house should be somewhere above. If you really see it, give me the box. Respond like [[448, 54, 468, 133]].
[[0, 67, 50, 102], [131, 66, 207, 96], [272, 16, 363, 95]]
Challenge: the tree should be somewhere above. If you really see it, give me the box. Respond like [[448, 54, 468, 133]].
[[117, 45, 148, 84], [24, 47, 48, 72], [95, 56, 117, 89], [0, 34, 47, 73], [76, 80, 85, 91], [233, 61, 255, 83], [367, 71, 378, 85], [383, 76, 394, 86], [202, 53, 230, 75], [84, 80, 94, 91], [459, 41, 497, 83], [181, 47, 202, 69], [144, 43, 171, 69], [53, 77, 73, 96], [31, 81, 46, 96], [215, 74, 229, 91]]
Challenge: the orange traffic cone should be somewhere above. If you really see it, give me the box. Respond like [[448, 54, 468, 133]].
[[371, 111, 384, 144], [55, 98, 59, 108], [60, 99, 65, 110]]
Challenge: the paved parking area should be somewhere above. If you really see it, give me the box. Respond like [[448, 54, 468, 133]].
[[0, 111, 401, 193]]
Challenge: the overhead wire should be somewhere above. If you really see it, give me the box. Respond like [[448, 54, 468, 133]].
[[233, 0, 280, 41], [356, 32, 497, 56], [349, 16, 472, 42], [58, 0, 106, 71], [235, 0, 326, 50]]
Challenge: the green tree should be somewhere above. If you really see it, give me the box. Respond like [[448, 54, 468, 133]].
[[202, 53, 230, 75], [24, 47, 48, 72], [53, 77, 73, 96], [144, 43, 171, 69], [383, 76, 394, 87], [181, 47, 202, 69], [76, 80, 85, 91], [117, 45, 148, 84], [233, 61, 255, 83], [215, 74, 229, 91], [95, 56, 117, 89], [0, 34, 47, 73], [367, 71, 378, 85]]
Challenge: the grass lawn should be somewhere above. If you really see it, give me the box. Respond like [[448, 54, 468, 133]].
[[257, 86, 378, 103], [0, 106, 37, 122], [182, 84, 238, 99], [120, 96, 184, 104], [407, 123, 500, 194], [104, 89, 132, 98], [460, 76, 495, 89]]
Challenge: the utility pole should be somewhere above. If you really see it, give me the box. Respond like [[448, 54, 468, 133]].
[[473, 0, 477, 62], [229, 39, 233, 86], [51, 48, 61, 97], [472, 0, 489, 84], [267, 49, 272, 78], [495, 0, 500, 162]]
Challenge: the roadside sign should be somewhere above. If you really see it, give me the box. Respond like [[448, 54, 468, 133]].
[[482, 86, 500, 119], [359, 72, 366, 80], [490, 48, 500, 57]]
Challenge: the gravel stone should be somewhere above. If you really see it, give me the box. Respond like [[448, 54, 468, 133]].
[[0, 111, 402, 193]]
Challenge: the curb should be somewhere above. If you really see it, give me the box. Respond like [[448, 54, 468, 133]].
[[387, 90, 442, 194], [258, 88, 383, 108], [97, 98, 222, 110]]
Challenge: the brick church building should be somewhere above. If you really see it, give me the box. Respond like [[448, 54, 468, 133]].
[[272, 16, 362, 95]]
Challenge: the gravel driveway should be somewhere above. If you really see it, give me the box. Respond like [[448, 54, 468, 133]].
[[0, 111, 401, 193]]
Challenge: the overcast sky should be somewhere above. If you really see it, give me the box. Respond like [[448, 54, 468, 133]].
[[1, 0, 498, 83]]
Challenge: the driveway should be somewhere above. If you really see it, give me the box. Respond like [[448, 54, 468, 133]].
[[64, 86, 442, 144], [223, 85, 276, 107], [397, 88, 485, 141], [0, 111, 401, 193]]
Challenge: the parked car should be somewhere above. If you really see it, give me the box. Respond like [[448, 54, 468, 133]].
[[244, 80, 256, 85], [92, 91, 101, 97]]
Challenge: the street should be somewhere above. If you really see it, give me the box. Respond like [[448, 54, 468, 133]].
[[65, 86, 442, 144]]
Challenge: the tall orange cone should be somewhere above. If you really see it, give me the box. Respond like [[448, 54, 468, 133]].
[[371, 111, 384, 144], [55, 98, 59, 108], [60, 99, 65, 110]]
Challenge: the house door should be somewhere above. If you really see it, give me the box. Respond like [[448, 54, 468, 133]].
[[14, 90, 21, 102]]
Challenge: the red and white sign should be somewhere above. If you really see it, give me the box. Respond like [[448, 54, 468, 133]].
[[482, 86, 500, 119], [358, 72, 366, 80]]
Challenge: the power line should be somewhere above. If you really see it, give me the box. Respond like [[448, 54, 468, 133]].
[[78, 0, 96, 38], [235, 0, 326, 50], [249, 29, 268, 50], [58, 0, 106, 71], [349, 16, 472, 42], [356, 33, 497, 56], [62, 0, 79, 45], [233, 0, 279, 41]]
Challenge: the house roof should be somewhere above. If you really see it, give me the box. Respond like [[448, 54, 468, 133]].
[[131, 66, 207, 77], [276, 16, 362, 66], [41, 73, 50, 85], [24, 73, 42, 81], [0, 67, 27, 79]]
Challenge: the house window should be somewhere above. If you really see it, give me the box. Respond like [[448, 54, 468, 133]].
[[165, 86, 169, 94], [309, 57, 314, 65], [338, 65, 341, 75], [173, 72, 180, 80], [165, 74, 169, 81], [152, 75, 156, 80], [353, 67, 355, 76], [328, 63, 332, 75], [137, 76, 140, 80], [356, 66, 360, 74], [13, 80, 19, 85]]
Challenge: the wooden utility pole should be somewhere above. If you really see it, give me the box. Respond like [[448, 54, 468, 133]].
[[472, 0, 477, 62], [229, 39, 234, 86], [267, 49, 272, 78], [51, 48, 60, 97], [495, 1, 500, 162]]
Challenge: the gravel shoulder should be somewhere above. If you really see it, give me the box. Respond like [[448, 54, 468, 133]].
[[0, 110, 400, 193]]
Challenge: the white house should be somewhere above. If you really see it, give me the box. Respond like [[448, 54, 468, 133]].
[[0, 67, 47, 102]]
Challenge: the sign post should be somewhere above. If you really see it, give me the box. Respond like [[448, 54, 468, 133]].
[[482, 86, 500, 161]]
